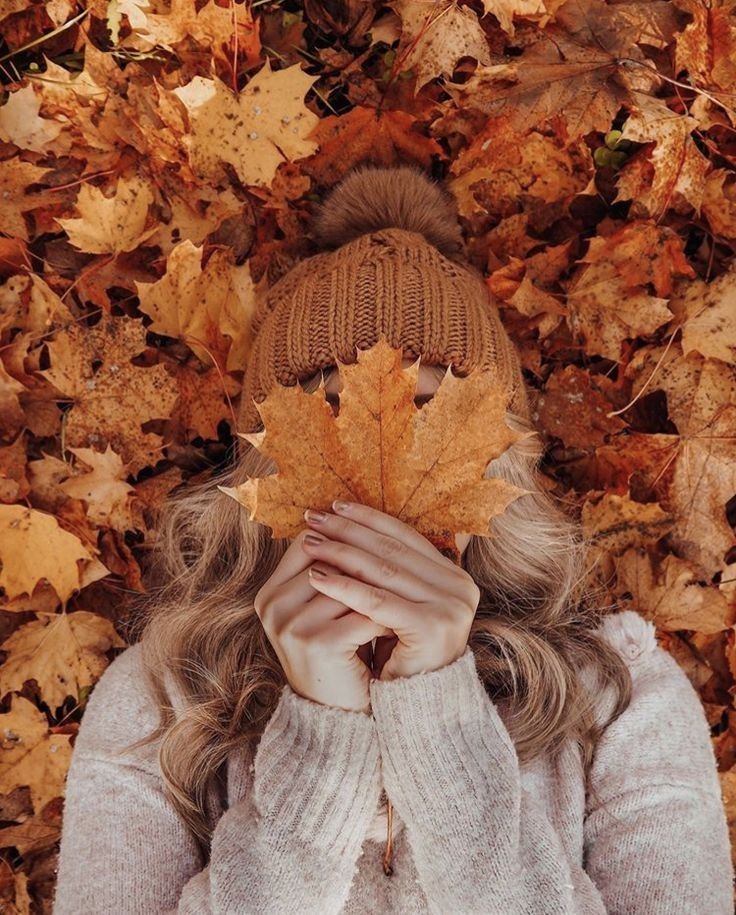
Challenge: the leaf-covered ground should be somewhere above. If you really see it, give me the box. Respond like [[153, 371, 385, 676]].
[[0, 0, 735, 909]]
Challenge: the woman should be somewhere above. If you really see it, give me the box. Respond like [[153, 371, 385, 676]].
[[52, 164, 733, 914]]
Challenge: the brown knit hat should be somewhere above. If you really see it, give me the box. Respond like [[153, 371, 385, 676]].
[[237, 162, 531, 434]]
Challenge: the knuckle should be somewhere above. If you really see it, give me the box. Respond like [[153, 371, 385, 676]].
[[368, 585, 386, 610], [393, 537, 409, 556], [379, 559, 398, 579], [377, 534, 400, 558]]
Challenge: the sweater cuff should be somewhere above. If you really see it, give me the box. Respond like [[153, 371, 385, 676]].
[[368, 645, 518, 831], [252, 683, 382, 859]]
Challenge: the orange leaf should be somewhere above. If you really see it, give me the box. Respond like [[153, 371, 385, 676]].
[[219, 337, 533, 562]]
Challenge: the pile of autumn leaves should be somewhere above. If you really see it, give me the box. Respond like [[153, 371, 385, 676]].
[[0, 0, 735, 908]]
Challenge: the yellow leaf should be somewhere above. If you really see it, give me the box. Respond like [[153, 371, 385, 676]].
[[56, 174, 156, 255], [220, 337, 533, 562], [172, 61, 320, 188], [0, 695, 72, 815], [0, 611, 127, 712], [0, 505, 93, 603]]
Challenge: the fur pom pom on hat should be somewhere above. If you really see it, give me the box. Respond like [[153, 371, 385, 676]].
[[237, 162, 532, 435], [308, 162, 467, 263]]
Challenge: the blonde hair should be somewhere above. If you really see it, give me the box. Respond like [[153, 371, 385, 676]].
[[121, 363, 633, 861]]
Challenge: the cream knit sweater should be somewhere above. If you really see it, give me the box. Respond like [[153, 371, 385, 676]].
[[52, 609, 733, 914]]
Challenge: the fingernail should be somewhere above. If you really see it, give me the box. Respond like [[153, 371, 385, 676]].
[[309, 565, 328, 578], [333, 500, 351, 512], [304, 532, 326, 546], [304, 508, 327, 523]]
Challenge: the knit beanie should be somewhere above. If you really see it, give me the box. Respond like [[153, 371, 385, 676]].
[[236, 162, 532, 435]]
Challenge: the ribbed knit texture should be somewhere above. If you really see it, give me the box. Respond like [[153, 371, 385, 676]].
[[237, 165, 531, 434], [52, 609, 733, 914]]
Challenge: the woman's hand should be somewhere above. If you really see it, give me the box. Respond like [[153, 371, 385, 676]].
[[302, 500, 480, 681]]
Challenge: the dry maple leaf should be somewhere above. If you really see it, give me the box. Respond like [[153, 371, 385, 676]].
[[58, 445, 136, 532], [168, 363, 241, 442], [0, 695, 72, 815], [614, 92, 710, 220], [673, 0, 736, 92], [0, 159, 59, 241], [449, 130, 589, 217], [445, 0, 666, 148], [0, 611, 126, 712], [701, 169, 736, 241], [0, 273, 74, 338], [55, 173, 156, 256], [219, 337, 533, 562], [625, 346, 736, 579], [389, 0, 491, 94], [38, 313, 179, 475], [0, 818, 60, 858], [580, 490, 675, 583], [172, 60, 321, 188], [615, 548, 736, 634], [0, 505, 96, 604], [0, 84, 64, 153], [670, 262, 736, 365], [141, 186, 246, 259], [478, 0, 547, 37], [565, 221, 695, 362], [135, 239, 259, 370], [116, 0, 257, 61], [302, 106, 444, 186]]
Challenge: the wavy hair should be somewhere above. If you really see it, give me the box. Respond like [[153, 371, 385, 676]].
[[120, 362, 633, 862]]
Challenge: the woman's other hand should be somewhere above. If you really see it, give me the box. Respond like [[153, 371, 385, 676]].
[[303, 501, 480, 682]]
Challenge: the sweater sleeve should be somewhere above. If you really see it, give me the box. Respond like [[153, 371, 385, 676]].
[[53, 645, 383, 915], [368, 618, 734, 915]]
